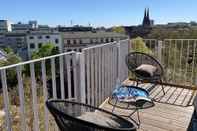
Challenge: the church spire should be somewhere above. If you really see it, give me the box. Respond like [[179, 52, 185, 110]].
[[142, 8, 151, 27], [144, 8, 147, 19], [147, 8, 150, 20], [142, 8, 147, 26]]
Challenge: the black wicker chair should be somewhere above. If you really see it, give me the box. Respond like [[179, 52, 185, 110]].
[[125, 52, 165, 94], [46, 99, 136, 131]]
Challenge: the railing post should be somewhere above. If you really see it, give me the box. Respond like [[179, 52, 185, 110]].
[[158, 40, 163, 63], [117, 42, 121, 82], [78, 52, 86, 104], [1, 70, 12, 131]]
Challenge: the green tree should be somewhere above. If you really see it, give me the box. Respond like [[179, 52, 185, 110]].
[[131, 37, 152, 54], [0, 48, 22, 87], [112, 26, 126, 34], [28, 43, 60, 78], [32, 43, 59, 59], [3, 47, 13, 54]]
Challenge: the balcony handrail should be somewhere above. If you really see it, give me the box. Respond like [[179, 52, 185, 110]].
[[0, 51, 75, 70]]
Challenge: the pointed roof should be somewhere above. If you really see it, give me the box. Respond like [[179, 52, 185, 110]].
[[144, 8, 147, 19], [147, 8, 150, 19]]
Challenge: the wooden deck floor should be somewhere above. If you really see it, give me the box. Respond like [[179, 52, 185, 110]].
[[100, 81, 197, 131]]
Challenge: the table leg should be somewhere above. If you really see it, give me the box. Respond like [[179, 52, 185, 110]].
[[128, 109, 141, 128]]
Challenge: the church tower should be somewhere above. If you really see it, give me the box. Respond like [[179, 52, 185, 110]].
[[142, 8, 151, 27]]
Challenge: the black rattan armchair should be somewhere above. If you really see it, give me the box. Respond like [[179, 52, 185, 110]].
[[46, 99, 136, 131], [125, 52, 165, 94]]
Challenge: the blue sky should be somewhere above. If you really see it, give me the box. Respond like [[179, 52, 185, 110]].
[[0, 0, 196, 27]]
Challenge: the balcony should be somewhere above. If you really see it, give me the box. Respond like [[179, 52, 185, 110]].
[[0, 39, 196, 131]]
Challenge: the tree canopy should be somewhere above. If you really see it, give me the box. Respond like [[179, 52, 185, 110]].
[[131, 37, 152, 54], [32, 43, 59, 59], [112, 26, 126, 34]]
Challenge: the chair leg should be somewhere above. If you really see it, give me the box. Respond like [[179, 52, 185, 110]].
[[160, 79, 165, 95], [112, 98, 118, 113], [136, 80, 139, 86], [137, 110, 141, 127], [128, 109, 141, 128]]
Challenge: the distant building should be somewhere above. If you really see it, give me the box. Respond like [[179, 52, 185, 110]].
[[29, 21, 38, 28], [11, 21, 53, 32], [142, 8, 153, 27], [0, 20, 12, 32], [12, 21, 35, 32], [0, 33, 28, 60], [62, 31, 128, 52], [38, 25, 51, 31], [58, 26, 93, 32], [124, 8, 154, 38], [26, 32, 62, 59]]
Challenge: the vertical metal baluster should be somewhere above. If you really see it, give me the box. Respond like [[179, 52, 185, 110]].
[[191, 41, 196, 84], [16, 66, 26, 131], [59, 56, 65, 99], [30, 63, 39, 131], [94, 48, 98, 106], [79, 51, 86, 103], [41, 60, 49, 131], [72, 53, 78, 99], [98, 47, 102, 104], [66, 55, 72, 99], [185, 40, 190, 83], [1, 69, 12, 131], [179, 40, 183, 82], [86, 50, 91, 104], [173, 40, 177, 82], [51, 58, 57, 98], [90, 49, 95, 106]]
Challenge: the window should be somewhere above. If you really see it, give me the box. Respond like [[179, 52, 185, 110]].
[[16, 38, 22, 41], [38, 43, 42, 48], [38, 36, 42, 39], [73, 40, 77, 44], [79, 48, 82, 52], [46, 35, 50, 39], [100, 38, 104, 43], [17, 42, 22, 48], [67, 49, 72, 52], [106, 38, 109, 43], [95, 38, 99, 43], [79, 39, 82, 44], [30, 43, 35, 49], [55, 39, 59, 44], [110, 38, 114, 42], [90, 39, 93, 44], [67, 40, 70, 44], [29, 36, 34, 39]]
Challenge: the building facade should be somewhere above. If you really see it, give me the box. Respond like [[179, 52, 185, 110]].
[[62, 31, 128, 52], [26, 32, 63, 59], [0, 20, 12, 33], [0, 33, 28, 60]]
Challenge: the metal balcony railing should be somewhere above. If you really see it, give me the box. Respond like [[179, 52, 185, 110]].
[[143, 39, 197, 88], [0, 38, 197, 131], [0, 39, 130, 131]]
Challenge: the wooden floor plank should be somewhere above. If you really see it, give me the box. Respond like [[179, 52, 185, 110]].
[[100, 81, 196, 131], [175, 89, 190, 105], [182, 90, 193, 106]]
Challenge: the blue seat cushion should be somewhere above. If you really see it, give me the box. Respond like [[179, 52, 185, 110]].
[[112, 86, 149, 101]]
